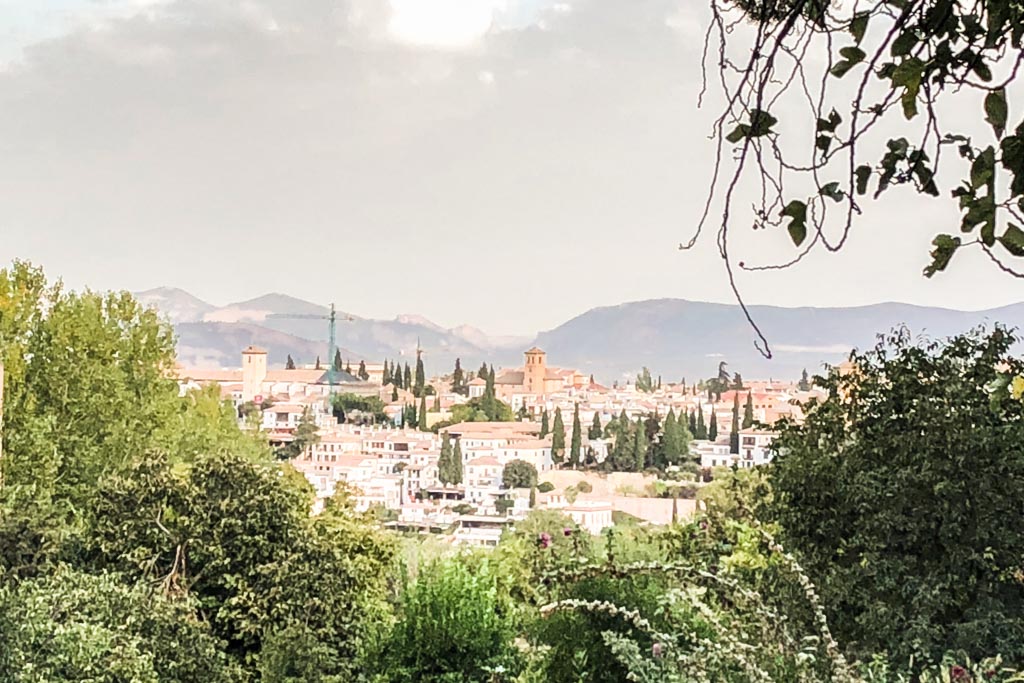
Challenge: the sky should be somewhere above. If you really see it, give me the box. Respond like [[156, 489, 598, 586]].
[[0, 0, 1022, 335]]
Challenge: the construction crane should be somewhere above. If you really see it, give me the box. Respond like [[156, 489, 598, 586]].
[[266, 303, 355, 406]]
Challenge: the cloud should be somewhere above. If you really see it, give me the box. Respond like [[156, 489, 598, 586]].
[[774, 344, 852, 354]]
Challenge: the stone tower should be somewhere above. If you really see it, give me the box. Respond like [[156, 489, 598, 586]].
[[524, 347, 547, 395], [242, 346, 268, 402]]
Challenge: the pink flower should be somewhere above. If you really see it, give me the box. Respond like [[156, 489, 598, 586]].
[[950, 665, 970, 682], [563, 527, 573, 537], [537, 532, 552, 549]]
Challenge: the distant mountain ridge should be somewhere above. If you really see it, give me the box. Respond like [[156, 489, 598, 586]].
[[136, 288, 1024, 381]]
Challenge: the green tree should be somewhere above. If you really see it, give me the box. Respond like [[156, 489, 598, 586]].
[[438, 433, 456, 486], [382, 359, 392, 386], [743, 390, 755, 428], [89, 452, 395, 676], [707, 412, 718, 441], [569, 403, 582, 468], [729, 392, 740, 454], [451, 439, 463, 485], [315, 355, 322, 370], [477, 362, 488, 380], [502, 459, 538, 489], [379, 557, 520, 682], [403, 363, 412, 391], [283, 406, 319, 460], [357, 360, 369, 381], [771, 327, 1024, 669], [588, 412, 602, 440], [632, 417, 647, 472], [414, 353, 425, 396], [635, 367, 654, 393], [418, 394, 429, 432], [694, 405, 707, 440], [0, 567, 239, 683], [452, 358, 465, 395], [688, 408, 697, 435], [540, 409, 550, 437], [286, 354, 296, 370], [550, 408, 566, 464], [333, 349, 343, 373], [391, 385, 399, 402]]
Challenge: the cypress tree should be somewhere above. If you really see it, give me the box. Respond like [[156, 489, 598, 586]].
[[451, 439, 463, 484], [403, 363, 412, 390], [419, 394, 429, 432], [478, 363, 488, 380], [633, 417, 647, 472], [551, 407, 566, 464], [414, 354, 425, 396], [663, 409, 680, 465], [730, 391, 741, 454], [358, 360, 369, 381], [285, 354, 296, 370], [439, 433, 454, 485], [688, 409, 697, 434], [589, 412, 603, 440], [695, 405, 707, 440], [391, 385, 399, 402], [334, 349, 343, 372], [433, 394, 441, 412], [743, 390, 755, 428], [405, 403, 417, 429], [382, 360, 391, 386], [540, 409, 550, 437], [315, 355, 322, 370], [452, 358, 464, 395], [483, 365, 497, 419], [708, 413, 718, 440], [569, 403, 582, 468]]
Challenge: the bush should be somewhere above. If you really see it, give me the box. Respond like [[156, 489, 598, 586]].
[[378, 557, 521, 682], [537, 482, 555, 493], [576, 480, 593, 493], [502, 460, 538, 489]]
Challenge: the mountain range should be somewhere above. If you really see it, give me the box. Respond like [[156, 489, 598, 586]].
[[136, 287, 1024, 382]]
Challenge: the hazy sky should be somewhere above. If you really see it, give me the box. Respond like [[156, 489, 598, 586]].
[[1, 0, 1021, 335]]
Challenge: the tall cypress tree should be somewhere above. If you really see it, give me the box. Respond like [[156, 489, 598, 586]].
[[451, 438, 463, 484], [452, 358, 465, 395], [688, 409, 697, 434], [403, 363, 412, 390], [358, 360, 369, 381], [730, 391, 741, 454], [433, 394, 441, 411], [419, 394, 429, 431], [333, 349, 343, 373], [708, 413, 718, 440], [695, 405, 707, 440], [438, 433, 454, 485], [382, 360, 391, 386], [414, 353, 426, 396], [315, 355, 322, 370], [286, 354, 296, 370], [569, 403, 582, 468], [633, 417, 648, 472], [540, 409, 550, 437], [483, 365, 497, 419], [391, 385, 399, 402], [663, 409, 680, 465], [743, 390, 755, 428], [477, 362, 488, 380], [589, 412, 603, 440], [551, 407, 565, 464]]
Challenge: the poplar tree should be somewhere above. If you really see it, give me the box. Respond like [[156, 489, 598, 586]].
[[569, 403, 582, 468], [550, 408, 565, 464]]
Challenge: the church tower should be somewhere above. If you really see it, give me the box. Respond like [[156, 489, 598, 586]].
[[524, 347, 547, 395], [242, 346, 268, 402]]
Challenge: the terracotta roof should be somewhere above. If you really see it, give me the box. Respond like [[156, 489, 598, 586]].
[[525, 347, 545, 354], [495, 371, 525, 385], [176, 368, 242, 383], [467, 456, 501, 467]]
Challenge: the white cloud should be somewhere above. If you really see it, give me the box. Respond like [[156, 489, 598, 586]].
[[387, 0, 503, 49]]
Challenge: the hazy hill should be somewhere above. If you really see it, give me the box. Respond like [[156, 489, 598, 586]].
[[175, 322, 364, 369], [533, 298, 1024, 382], [135, 287, 214, 324]]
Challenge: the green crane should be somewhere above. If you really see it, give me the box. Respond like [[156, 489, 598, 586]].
[[266, 303, 354, 407]]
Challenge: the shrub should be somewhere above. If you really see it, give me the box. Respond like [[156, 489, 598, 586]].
[[537, 482, 555, 493], [576, 480, 593, 493]]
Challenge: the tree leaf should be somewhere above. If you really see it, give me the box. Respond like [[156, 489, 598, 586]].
[[850, 12, 870, 44], [819, 182, 845, 202], [726, 124, 750, 143], [839, 46, 866, 64], [781, 200, 808, 246], [923, 234, 961, 277], [984, 89, 1008, 139], [999, 223, 1024, 257], [855, 165, 872, 195]]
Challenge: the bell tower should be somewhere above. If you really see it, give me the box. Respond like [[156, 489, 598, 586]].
[[524, 347, 547, 395], [242, 346, 268, 402]]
